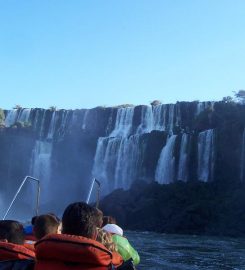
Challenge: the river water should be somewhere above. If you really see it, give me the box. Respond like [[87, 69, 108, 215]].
[[125, 231, 245, 270]]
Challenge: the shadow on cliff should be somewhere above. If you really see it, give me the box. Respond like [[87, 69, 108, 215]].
[[99, 180, 245, 237]]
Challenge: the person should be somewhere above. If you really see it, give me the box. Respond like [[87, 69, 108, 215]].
[[102, 223, 140, 266], [96, 228, 117, 252], [34, 202, 123, 270], [0, 220, 35, 261], [33, 214, 61, 240], [102, 216, 117, 227], [94, 208, 104, 228], [24, 216, 37, 241]]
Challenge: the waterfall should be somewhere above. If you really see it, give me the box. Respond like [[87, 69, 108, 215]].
[[57, 110, 72, 138], [152, 104, 178, 133], [93, 137, 121, 194], [114, 135, 143, 189], [5, 108, 32, 127], [152, 104, 167, 131], [39, 110, 48, 138], [32, 109, 44, 133], [82, 110, 90, 130], [5, 109, 19, 127], [110, 107, 134, 137], [17, 109, 31, 123], [177, 133, 189, 182], [167, 104, 175, 133], [3, 101, 235, 220], [30, 140, 53, 203], [69, 110, 80, 130], [155, 135, 177, 184], [47, 111, 57, 140], [197, 129, 215, 182], [196, 102, 206, 115], [136, 106, 153, 134], [92, 135, 144, 195], [196, 101, 215, 115]]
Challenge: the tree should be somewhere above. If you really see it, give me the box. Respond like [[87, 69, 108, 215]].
[[233, 90, 245, 104], [13, 104, 22, 109], [222, 96, 234, 103], [0, 109, 5, 126], [49, 106, 57, 111], [150, 100, 162, 106]]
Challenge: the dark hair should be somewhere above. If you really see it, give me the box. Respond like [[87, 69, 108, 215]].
[[0, 220, 25, 244], [31, 216, 38, 226], [62, 202, 97, 239], [46, 213, 61, 223], [34, 214, 60, 240], [94, 208, 103, 228], [102, 216, 117, 227]]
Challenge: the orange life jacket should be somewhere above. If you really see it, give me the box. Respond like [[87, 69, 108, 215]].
[[25, 234, 37, 242], [34, 234, 123, 270], [0, 242, 35, 261], [24, 241, 35, 252]]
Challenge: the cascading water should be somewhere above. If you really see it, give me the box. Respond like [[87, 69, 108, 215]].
[[57, 110, 72, 138], [196, 101, 215, 116], [47, 111, 57, 140], [93, 106, 148, 195], [92, 134, 144, 195], [136, 106, 153, 134], [114, 135, 143, 189], [5, 109, 19, 127], [197, 129, 215, 182], [177, 133, 189, 182], [1, 101, 228, 217], [17, 109, 31, 123], [110, 107, 134, 137], [82, 110, 90, 130], [30, 140, 53, 204], [152, 104, 167, 131], [93, 137, 120, 194], [155, 135, 177, 184], [167, 104, 175, 133]]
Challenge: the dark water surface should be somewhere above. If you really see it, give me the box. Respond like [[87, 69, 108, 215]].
[[125, 231, 245, 270]]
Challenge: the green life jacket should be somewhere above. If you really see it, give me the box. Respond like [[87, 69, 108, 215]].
[[112, 234, 140, 266]]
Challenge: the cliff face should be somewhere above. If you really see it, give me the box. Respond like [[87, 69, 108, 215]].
[[99, 180, 245, 237], [1, 101, 245, 221]]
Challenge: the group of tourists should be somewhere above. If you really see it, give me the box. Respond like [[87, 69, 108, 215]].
[[0, 201, 140, 270]]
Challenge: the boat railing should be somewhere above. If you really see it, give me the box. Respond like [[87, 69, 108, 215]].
[[2, 176, 40, 220], [86, 178, 101, 208]]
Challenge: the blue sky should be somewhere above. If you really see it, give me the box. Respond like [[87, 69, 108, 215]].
[[0, 0, 245, 109]]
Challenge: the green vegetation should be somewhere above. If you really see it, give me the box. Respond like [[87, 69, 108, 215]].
[[13, 105, 22, 109], [234, 90, 245, 104], [113, 104, 134, 109], [49, 106, 57, 111], [0, 109, 5, 126], [10, 121, 32, 129], [150, 100, 162, 106]]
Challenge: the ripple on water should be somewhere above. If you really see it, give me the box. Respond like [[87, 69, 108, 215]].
[[125, 231, 245, 270]]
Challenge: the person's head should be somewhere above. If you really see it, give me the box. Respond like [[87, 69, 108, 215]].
[[102, 216, 117, 227], [62, 202, 97, 239], [102, 224, 123, 237], [46, 213, 62, 233], [0, 220, 25, 244], [31, 216, 38, 226], [96, 228, 116, 252], [94, 208, 103, 228], [33, 214, 61, 240]]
